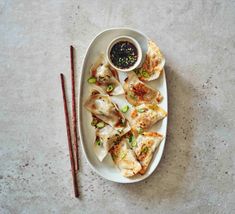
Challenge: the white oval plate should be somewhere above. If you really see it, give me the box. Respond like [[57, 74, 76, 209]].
[[78, 28, 168, 183]]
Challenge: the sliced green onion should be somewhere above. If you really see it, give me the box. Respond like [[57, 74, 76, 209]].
[[121, 105, 129, 113], [96, 140, 102, 146], [120, 151, 127, 159], [91, 118, 98, 126], [137, 108, 145, 113], [142, 70, 150, 78], [129, 134, 135, 143], [106, 84, 114, 92], [141, 146, 149, 153], [96, 121, 105, 129], [129, 92, 137, 100], [137, 127, 144, 134], [87, 76, 97, 84], [129, 134, 137, 148], [117, 128, 123, 133], [131, 141, 137, 148]]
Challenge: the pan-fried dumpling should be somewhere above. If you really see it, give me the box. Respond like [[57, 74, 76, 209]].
[[135, 40, 165, 81], [92, 115, 130, 161], [85, 89, 129, 129], [123, 71, 163, 106], [110, 135, 142, 177], [87, 54, 124, 95], [131, 132, 163, 175], [130, 104, 167, 134]]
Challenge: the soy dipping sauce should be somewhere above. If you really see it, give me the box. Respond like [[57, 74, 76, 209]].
[[110, 41, 138, 69]]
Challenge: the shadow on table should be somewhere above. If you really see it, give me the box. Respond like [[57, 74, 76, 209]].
[[113, 64, 199, 202]]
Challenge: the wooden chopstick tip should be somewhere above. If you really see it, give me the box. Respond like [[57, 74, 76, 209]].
[[70, 45, 74, 57], [60, 71, 79, 198]]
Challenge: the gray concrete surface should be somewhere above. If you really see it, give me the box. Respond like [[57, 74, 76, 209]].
[[0, 0, 235, 213]]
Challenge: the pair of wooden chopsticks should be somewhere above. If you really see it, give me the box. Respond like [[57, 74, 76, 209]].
[[60, 46, 79, 198]]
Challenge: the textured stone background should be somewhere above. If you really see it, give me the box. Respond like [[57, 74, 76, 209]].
[[0, 0, 234, 213]]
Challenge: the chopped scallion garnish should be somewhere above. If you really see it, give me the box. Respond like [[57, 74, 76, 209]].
[[87, 76, 97, 84], [131, 141, 137, 148], [137, 127, 144, 134], [96, 140, 102, 146], [106, 84, 114, 92], [120, 151, 127, 159], [121, 105, 129, 113], [96, 121, 105, 129], [137, 108, 145, 113], [91, 118, 98, 126], [142, 70, 150, 78], [141, 146, 149, 153]]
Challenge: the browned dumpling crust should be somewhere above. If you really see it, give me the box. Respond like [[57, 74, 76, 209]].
[[135, 40, 165, 81], [89, 54, 124, 96], [132, 132, 163, 175], [130, 104, 167, 134], [110, 135, 142, 177], [92, 115, 130, 161], [123, 71, 163, 106], [85, 90, 129, 128]]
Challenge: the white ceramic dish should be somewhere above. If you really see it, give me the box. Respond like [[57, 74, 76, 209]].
[[78, 28, 168, 183], [106, 36, 143, 72]]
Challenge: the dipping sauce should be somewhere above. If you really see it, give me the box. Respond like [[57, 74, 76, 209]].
[[110, 41, 138, 69]]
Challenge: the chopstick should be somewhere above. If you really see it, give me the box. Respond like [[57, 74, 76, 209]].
[[70, 45, 79, 171], [60, 73, 79, 198]]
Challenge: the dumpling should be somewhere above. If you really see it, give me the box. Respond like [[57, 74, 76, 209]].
[[87, 54, 124, 95], [84, 89, 130, 129], [130, 104, 167, 134], [110, 134, 142, 177], [131, 132, 163, 175], [135, 40, 165, 81], [92, 115, 130, 161], [123, 71, 163, 106]]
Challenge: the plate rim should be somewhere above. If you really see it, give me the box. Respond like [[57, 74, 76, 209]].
[[78, 27, 168, 183]]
